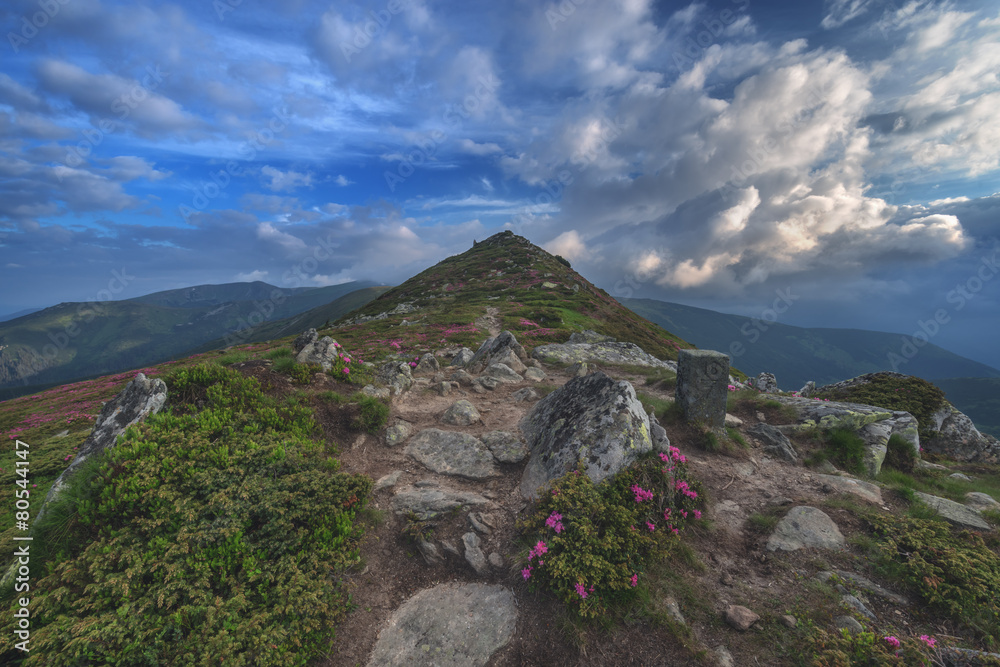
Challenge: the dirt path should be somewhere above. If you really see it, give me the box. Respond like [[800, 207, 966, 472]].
[[474, 306, 502, 337]]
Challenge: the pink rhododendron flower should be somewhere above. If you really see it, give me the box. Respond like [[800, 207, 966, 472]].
[[575, 583, 588, 599], [693, 510, 702, 520], [631, 484, 653, 503], [522, 567, 532, 580], [545, 512, 564, 533], [630, 574, 638, 587], [342, 368, 350, 374], [884, 636, 900, 649], [646, 521, 656, 532], [919, 635, 936, 648]]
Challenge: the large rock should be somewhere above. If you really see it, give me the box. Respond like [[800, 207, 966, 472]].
[[519, 372, 652, 498], [675, 349, 729, 430], [754, 372, 779, 393], [923, 402, 1000, 464], [292, 328, 318, 353], [748, 424, 798, 462], [532, 340, 677, 371], [391, 483, 489, 520], [414, 353, 440, 374], [449, 347, 475, 367], [376, 361, 414, 396], [366, 583, 517, 667], [815, 474, 883, 504], [295, 335, 341, 370], [769, 396, 919, 476], [965, 492, 1000, 512], [483, 363, 523, 384], [913, 492, 991, 530], [467, 331, 528, 374], [406, 429, 499, 479], [766, 506, 845, 551]]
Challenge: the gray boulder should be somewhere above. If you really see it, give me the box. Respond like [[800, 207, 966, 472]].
[[406, 429, 498, 479], [467, 331, 528, 374], [799, 381, 816, 398], [766, 506, 845, 551], [43, 373, 167, 510], [384, 421, 413, 447], [748, 424, 798, 462], [675, 349, 729, 429], [366, 583, 517, 667], [293, 328, 318, 353], [414, 353, 440, 374], [755, 372, 779, 393], [295, 335, 341, 370], [966, 492, 1000, 511], [483, 363, 523, 384], [815, 475, 882, 504], [512, 387, 540, 402], [519, 372, 652, 498], [463, 532, 489, 575], [923, 402, 1000, 464], [450, 347, 475, 367], [376, 361, 414, 396], [441, 400, 481, 426], [524, 367, 546, 382]]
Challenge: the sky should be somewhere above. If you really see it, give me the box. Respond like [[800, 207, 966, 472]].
[[1, 0, 999, 370]]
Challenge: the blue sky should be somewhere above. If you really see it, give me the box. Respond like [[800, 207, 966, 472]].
[[1, 0, 999, 370]]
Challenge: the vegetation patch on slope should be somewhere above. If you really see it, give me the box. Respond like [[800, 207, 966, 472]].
[[0, 364, 371, 666], [813, 374, 947, 439]]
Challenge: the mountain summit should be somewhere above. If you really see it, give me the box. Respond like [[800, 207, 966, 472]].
[[329, 231, 692, 364]]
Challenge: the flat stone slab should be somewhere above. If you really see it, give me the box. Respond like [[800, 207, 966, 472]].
[[914, 492, 991, 530], [965, 492, 999, 511], [815, 474, 882, 504], [766, 506, 845, 551], [406, 429, 499, 479], [531, 341, 677, 371], [391, 484, 490, 520], [367, 583, 517, 667]]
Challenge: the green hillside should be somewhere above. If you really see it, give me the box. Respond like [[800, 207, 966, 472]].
[[0, 281, 376, 393]]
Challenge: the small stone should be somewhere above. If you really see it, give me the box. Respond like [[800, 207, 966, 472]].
[[835, 616, 864, 633], [374, 471, 403, 491], [477, 377, 499, 391], [567, 361, 588, 377], [488, 552, 504, 569], [949, 472, 972, 482], [512, 387, 540, 402], [469, 512, 492, 535], [663, 597, 686, 626], [463, 532, 489, 575], [841, 594, 876, 620], [715, 645, 735, 667], [756, 411, 766, 422], [441, 400, 481, 426], [417, 539, 442, 565], [384, 422, 413, 448], [724, 605, 759, 631], [451, 369, 476, 386], [484, 363, 523, 384], [724, 413, 743, 427], [780, 614, 797, 628], [524, 367, 546, 382], [441, 540, 461, 558]]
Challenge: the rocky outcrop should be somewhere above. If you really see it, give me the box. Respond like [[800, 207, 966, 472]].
[[913, 492, 991, 530], [293, 328, 318, 353], [481, 431, 529, 463], [467, 331, 528, 374], [295, 335, 341, 370], [754, 372, 779, 393], [391, 482, 489, 520], [531, 334, 677, 371], [770, 396, 919, 476], [44, 373, 167, 509], [366, 583, 517, 667], [747, 424, 798, 462], [376, 360, 414, 396], [519, 372, 652, 499], [675, 349, 729, 430], [922, 402, 1000, 464], [815, 474, 882, 504]]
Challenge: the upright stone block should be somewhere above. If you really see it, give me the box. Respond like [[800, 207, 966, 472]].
[[675, 349, 729, 429]]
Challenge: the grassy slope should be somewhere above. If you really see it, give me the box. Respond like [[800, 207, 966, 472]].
[[328, 232, 693, 364]]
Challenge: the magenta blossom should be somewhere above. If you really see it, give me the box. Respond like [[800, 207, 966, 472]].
[[545, 511, 564, 533], [574, 583, 588, 599], [884, 636, 900, 649]]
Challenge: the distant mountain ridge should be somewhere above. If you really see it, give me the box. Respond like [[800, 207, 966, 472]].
[[0, 281, 378, 397], [622, 297, 1000, 387]]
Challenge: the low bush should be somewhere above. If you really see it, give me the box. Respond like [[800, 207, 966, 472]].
[[352, 394, 389, 433], [517, 448, 703, 619], [813, 375, 946, 440], [884, 434, 917, 472], [822, 428, 867, 475]]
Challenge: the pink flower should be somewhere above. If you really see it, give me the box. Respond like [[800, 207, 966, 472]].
[[545, 512, 564, 533], [919, 635, 936, 648], [884, 636, 900, 649], [522, 567, 532, 580], [409, 361, 417, 368], [342, 368, 350, 374], [575, 583, 588, 599], [693, 510, 702, 520], [630, 574, 638, 587], [646, 521, 656, 532], [631, 484, 653, 503]]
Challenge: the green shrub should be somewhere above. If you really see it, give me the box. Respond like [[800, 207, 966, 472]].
[[516, 449, 703, 619], [271, 356, 296, 374], [352, 394, 389, 433], [806, 628, 941, 666], [884, 434, 917, 472], [317, 390, 347, 404], [823, 428, 867, 475], [0, 364, 371, 666], [867, 512, 1000, 648]]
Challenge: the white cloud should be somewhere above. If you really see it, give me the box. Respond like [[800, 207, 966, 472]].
[[260, 166, 313, 192], [235, 270, 269, 282], [334, 174, 353, 186]]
